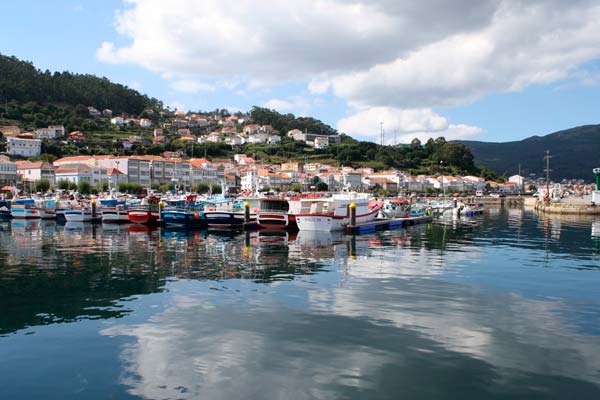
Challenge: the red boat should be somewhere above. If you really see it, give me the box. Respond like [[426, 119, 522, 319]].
[[127, 206, 160, 225]]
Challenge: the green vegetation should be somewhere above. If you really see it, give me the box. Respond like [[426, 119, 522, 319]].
[[34, 179, 50, 192], [194, 183, 210, 194], [250, 106, 337, 136], [78, 180, 91, 194], [457, 124, 600, 180], [117, 182, 145, 194], [0, 54, 161, 114], [0, 54, 496, 177], [211, 184, 222, 194]]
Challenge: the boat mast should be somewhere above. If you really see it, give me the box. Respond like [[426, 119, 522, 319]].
[[544, 150, 552, 198]]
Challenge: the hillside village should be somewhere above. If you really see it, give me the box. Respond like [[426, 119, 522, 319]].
[[0, 107, 583, 196]]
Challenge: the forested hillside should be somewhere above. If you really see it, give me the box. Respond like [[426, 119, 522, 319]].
[[457, 125, 600, 180], [0, 54, 161, 116]]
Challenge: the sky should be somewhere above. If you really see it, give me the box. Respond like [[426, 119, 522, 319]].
[[1, 0, 600, 144]]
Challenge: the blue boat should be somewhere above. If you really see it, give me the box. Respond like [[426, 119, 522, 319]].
[[160, 209, 207, 228]]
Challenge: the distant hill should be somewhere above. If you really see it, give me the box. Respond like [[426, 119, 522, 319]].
[[0, 54, 161, 115], [457, 125, 600, 180]]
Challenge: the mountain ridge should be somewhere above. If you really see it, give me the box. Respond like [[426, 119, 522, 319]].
[[455, 124, 600, 180]]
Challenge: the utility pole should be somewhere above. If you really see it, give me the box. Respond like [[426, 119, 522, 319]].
[[518, 163, 522, 194], [380, 121, 384, 146], [544, 150, 552, 198]]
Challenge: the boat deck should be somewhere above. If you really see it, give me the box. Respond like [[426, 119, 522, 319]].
[[346, 215, 433, 234]]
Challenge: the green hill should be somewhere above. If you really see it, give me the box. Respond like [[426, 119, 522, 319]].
[[457, 125, 600, 180], [0, 53, 161, 116]]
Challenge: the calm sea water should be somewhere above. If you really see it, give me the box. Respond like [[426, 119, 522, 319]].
[[1, 207, 600, 399]]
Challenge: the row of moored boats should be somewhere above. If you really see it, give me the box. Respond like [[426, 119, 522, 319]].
[[0, 193, 483, 232]]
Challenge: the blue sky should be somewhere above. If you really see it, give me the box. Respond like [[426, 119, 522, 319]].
[[1, 0, 600, 144]]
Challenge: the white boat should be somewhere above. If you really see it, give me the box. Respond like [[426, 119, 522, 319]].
[[64, 209, 98, 222], [294, 192, 381, 232], [379, 199, 410, 219], [11, 204, 42, 219], [101, 206, 130, 223]]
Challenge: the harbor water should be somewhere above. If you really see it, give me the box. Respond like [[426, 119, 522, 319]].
[[1, 207, 600, 399]]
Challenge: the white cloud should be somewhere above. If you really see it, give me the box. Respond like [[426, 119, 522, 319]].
[[308, 79, 331, 95], [330, 1, 600, 108], [263, 99, 294, 111], [337, 107, 483, 144], [98, 0, 600, 111], [128, 80, 142, 90], [166, 101, 187, 112], [263, 96, 313, 113], [169, 80, 215, 94]]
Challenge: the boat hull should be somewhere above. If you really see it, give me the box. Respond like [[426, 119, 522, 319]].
[[256, 212, 298, 230], [11, 208, 41, 219], [296, 207, 381, 232], [64, 210, 94, 222], [203, 211, 254, 229], [128, 209, 160, 225], [101, 209, 130, 223], [161, 210, 207, 228]]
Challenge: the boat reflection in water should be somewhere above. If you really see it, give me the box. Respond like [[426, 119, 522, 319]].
[[2, 211, 600, 399]]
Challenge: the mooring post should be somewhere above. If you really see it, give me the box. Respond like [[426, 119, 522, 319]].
[[244, 201, 250, 223], [349, 202, 357, 226], [91, 199, 97, 218], [158, 200, 165, 219]]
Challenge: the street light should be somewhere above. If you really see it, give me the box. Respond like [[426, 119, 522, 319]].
[[440, 160, 446, 202]]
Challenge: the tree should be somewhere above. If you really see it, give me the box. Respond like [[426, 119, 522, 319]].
[[290, 184, 302, 193], [57, 179, 70, 190], [78, 180, 91, 194], [195, 182, 210, 194], [34, 179, 50, 193], [315, 181, 328, 191], [211, 184, 222, 194]]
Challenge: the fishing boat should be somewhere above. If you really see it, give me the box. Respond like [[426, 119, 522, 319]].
[[11, 204, 41, 219], [10, 198, 56, 219], [101, 206, 130, 223], [160, 209, 207, 228], [64, 208, 96, 222], [295, 192, 382, 232], [127, 196, 161, 225], [379, 199, 410, 219], [127, 206, 161, 225], [202, 210, 253, 229], [246, 197, 296, 230]]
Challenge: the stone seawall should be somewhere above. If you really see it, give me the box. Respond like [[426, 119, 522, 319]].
[[533, 200, 600, 215]]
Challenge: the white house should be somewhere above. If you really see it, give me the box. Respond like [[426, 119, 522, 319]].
[[268, 135, 281, 145], [110, 116, 124, 126], [7, 136, 42, 157], [247, 133, 267, 144], [241, 170, 259, 192], [16, 161, 56, 184], [139, 118, 152, 128], [55, 165, 92, 186], [287, 129, 305, 141], [0, 156, 17, 187], [229, 135, 245, 146], [313, 136, 329, 149], [508, 175, 525, 189], [207, 132, 222, 143], [33, 125, 65, 139], [88, 107, 101, 117]]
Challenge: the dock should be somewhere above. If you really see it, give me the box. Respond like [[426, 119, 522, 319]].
[[346, 215, 433, 234]]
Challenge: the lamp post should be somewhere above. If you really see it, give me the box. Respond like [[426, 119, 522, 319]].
[[440, 160, 446, 203]]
